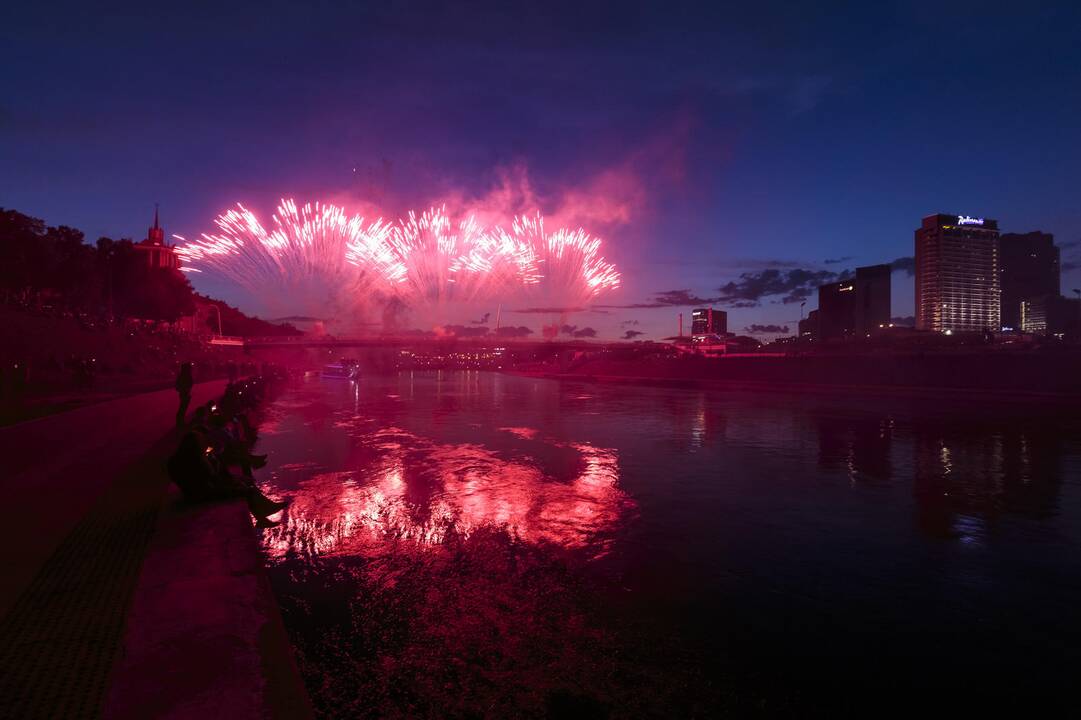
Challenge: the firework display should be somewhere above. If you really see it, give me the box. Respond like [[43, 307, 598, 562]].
[[176, 199, 621, 324], [174, 200, 394, 319]]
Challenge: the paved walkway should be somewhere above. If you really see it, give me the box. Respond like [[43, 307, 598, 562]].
[[0, 380, 313, 719], [0, 380, 226, 618], [103, 493, 311, 720]]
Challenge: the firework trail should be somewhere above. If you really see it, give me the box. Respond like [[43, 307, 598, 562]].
[[504, 214, 621, 305], [389, 206, 490, 304], [175, 199, 393, 318], [176, 199, 621, 327]]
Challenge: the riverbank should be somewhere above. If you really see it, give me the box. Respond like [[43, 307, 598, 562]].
[[0, 305, 248, 426], [0, 380, 310, 718], [510, 350, 1081, 402]]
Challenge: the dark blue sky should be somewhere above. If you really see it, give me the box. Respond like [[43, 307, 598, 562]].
[[3, 1, 1080, 338]]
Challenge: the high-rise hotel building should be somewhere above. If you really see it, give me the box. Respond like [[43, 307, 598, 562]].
[[915, 214, 1000, 333]]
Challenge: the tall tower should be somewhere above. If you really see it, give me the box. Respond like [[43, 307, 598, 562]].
[[136, 205, 180, 270], [915, 213, 1000, 333], [148, 204, 165, 245]]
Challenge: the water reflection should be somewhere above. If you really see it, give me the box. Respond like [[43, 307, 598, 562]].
[[259, 413, 633, 563], [809, 405, 1066, 540], [911, 425, 1064, 541], [252, 374, 1081, 716]]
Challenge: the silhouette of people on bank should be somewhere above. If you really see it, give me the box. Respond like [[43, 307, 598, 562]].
[[168, 373, 286, 525], [168, 430, 285, 524], [175, 362, 194, 428]]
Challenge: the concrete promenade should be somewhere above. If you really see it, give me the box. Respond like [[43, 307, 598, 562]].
[[0, 380, 311, 718], [0, 380, 226, 617]]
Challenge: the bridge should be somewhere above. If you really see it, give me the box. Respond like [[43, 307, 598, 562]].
[[208, 334, 622, 351]]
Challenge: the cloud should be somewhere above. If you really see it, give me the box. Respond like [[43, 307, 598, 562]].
[[824, 256, 853, 265], [717, 268, 837, 307], [653, 289, 720, 306], [558, 324, 596, 338], [511, 306, 587, 314], [744, 324, 790, 335], [593, 302, 666, 309], [621, 330, 644, 340], [890, 256, 915, 277], [471, 312, 490, 325], [440, 325, 490, 337], [890, 316, 915, 327], [1060, 261, 1080, 272], [1060, 239, 1080, 249], [621, 319, 640, 326], [494, 325, 533, 338], [595, 289, 719, 310]]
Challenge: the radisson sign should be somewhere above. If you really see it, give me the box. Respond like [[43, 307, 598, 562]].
[[957, 215, 985, 226]]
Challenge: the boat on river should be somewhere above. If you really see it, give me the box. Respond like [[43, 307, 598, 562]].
[[321, 362, 359, 380]]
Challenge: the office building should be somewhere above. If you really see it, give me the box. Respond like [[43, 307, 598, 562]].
[[853, 264, 891, 333], [915, 213, 1000, 333], [690, 307, 726, 340], [999, 232, 1059, 330], [816, 264, 891, 340], [1021, 294, 1081, 336], [817, 280, 856, 339]]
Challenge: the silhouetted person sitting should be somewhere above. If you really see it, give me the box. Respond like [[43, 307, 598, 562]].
[[175, 362, 194, 428], [167, 431, 286, 524], [206, 411, 266, 477]]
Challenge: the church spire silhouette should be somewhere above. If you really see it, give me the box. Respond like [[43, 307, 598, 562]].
[[148, 203, 165, 245]]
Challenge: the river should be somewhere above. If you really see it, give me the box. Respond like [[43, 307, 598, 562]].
[[252, 371, 1081, 717]]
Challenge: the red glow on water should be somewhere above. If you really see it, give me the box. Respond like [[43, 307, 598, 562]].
[[258, 429, 633, 562]]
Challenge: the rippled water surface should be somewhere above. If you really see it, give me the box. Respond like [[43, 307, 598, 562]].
[[254, 372, 1081, 717]]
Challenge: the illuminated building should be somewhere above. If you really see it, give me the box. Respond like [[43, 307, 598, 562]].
[[690, 307, 726, 340], [1021, 295, 1081, 336], [915, 213, 1000, 333], [134, 206, 180, 270], [816, 264, 891, 340], [999, 232, 1059, 330], [690, 307, 726, 355]]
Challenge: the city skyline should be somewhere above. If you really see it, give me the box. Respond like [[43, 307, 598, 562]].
[[3, 2, 1080, 339]]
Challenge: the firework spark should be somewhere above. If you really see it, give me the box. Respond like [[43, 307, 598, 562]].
[[176, 198, 621, 327], [175, 199, 394, 318]]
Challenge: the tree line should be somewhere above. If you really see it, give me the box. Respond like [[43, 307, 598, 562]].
[[0, 207, 297, 336]]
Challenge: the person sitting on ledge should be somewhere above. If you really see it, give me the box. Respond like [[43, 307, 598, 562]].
[[167, 429, 286, 526], [206, 410, 266, 478]]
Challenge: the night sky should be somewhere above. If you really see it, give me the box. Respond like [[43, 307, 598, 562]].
[[3, 1, 1080, 339]]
